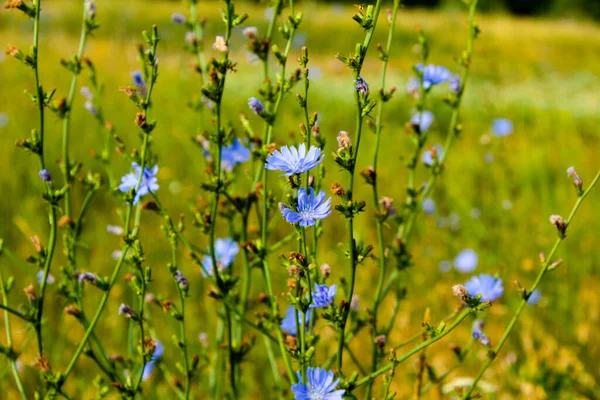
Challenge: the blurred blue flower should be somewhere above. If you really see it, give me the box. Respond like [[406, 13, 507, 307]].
[[291, 367, 345, 400], [406, 77, 420, 96], [202, 238, 239, 276], [118, 163, 159, 205], [281, 305, 311, 336], [415, 64, 452, 89], [492, 118, 513, 137], [527, 289, 541, 305], [39, 169, 52, 183], [465, 274, 504, 302], [354, 77, 369, 94], [221, 139, 251, 171], [265, 144, 324, 176], [248, 97, 265, 115], [310, 284, 336, 308], [107, 225, 124, 235], [421, 144, 443, 166], [454, 249, 478, 273], [131, 71, 145, 89], [472, 320, 490, 346], [280, 187, 331, 227], [449, 74, 461, 92], [422, 198, 436, 215], [80, 86, 93, 100], [84, 101, 98, 116], [411, 110, 434, 132], [36, 271, 55, 285], [171, 13, 186, 25], [142, 340, 164, 381]]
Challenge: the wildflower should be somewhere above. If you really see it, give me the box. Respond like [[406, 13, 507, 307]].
[[142, 340, 164, 381], [107, 225, 124, 235], [36, 271, 55, 285], [465, 274, 504, 302], [80, 86, 93, 100], [242, 26, 258, 40], [112, 250, 123, 260], [201, 238, 239, 276], [118, 162, 159, 205], [491, 118, 513, 137], [265, 144, 324, 176], [84, 101, 98, 116], [281, 187, 331, 227], [175, 270, 188, 290], [375, 335, 387, 349], [171, 13, 186, 25], [454, 249, 478, 273], [310, 284, 337, 308], [213, 36, 228, 52], [248, 97, 265, 115], [406, 77, 420, 97], [131, 71, 147, 96], [567, 166, 583, 192], [85, 0, 96, 17], [422, 198, 436, 215], [39, 169, 52, 183], [221, 139, 251, 171], [549, 214, 567, 236], [336, 131, 351, 150], [379, 196, 396, 216], [118, 304, 135, 319], [320, 263, 331, 277], [354, 77, 369, 94], [449, 74, 461, 92], [527, 289, 541, 305], [472, 320, 490, 346], [281, 306, 311, 336], [78, 272, 97, 284], [452, 284, 469, 299], [415, 64, 452, 89], [421, 144, 443, 166], [291, 367, 345, 400], [410, 110, 434, 132]]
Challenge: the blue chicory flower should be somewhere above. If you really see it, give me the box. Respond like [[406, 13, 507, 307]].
[[142, 340, 164, 381], [221, 139, 251, 171], [421, 144, 443, 166], [248, 97, 265, 115], [201, 238, 239, 276], [171, 13, 187, 25], [309, 284, 336, 308], [527, 289, 541, 305], [280, 187, 331, 227], [449, 74, 461, 92], [492, 118, 513, 137], [36, 271, 55, 285], [354, 76, 369, 94], [472, 320, 490, 346], [465, 274, 504, 302], [415, 64, 452, 89], [118, 162, 159, 205], [265, 143, 324, 176], [39, 169, 52, 183], [411, 110, 434, 132], [131, 71, 147, 96], [84, 101, 98, 116], [454, 249, 478, 273], [281, 305, 311, 337], [422, 198, 436, 215], [291, 367, 345, 400]]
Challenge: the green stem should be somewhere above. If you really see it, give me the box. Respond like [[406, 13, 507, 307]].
[[462, 170, 600, 399]]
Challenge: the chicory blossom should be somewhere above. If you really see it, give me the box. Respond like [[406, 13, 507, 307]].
[[201, 238, 239, 276], [221, 139, 251, 171], [309, 284, 336, 308], [39, 169, 52, 183], [291, 367, 345, 400], [131, 71, 147, 96], [454, 249, 478, 273], [80, 86, 93, 100], [281, 306, 311, 337], [78, 272, 97, 284], [265, 143, 324, 176], [421, 144, 443, 166], [415, 64, 452, 89], [422, 198, 436, 215], [354, 76, 369, 94], [118, 163, 159, 205], [142, 340, 164, 381], [36, 271, 55, 285], [465, 274, 504, 302], [84, 101, 98, 116], [411, 110, 434, 132], [248, 97, 265, 115], [171, 13, 186, 25], [449, 74, 461, 92], [492, 118, 513, 137], [527, 289, 541, 305], [472, 320, 490, 346], [280, 187, 331, 227]]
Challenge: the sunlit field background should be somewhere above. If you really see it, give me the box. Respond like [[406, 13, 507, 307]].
[[1, 0, 599, 398]]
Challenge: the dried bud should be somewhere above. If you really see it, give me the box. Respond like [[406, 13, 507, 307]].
[[161, 300, 174, 313], [5, 44, 20, 56], [33, 356, 51, 373], [288, 251, 306, 266], [374, 335, 387, 349], [567, 166, 583, 194], [336, 131, 352, 150], [266, 143, 277, 154], [360, 166, 376, 184], [134, 111, 147, 128], [331, 183, 345, 197], [350, 294, 360, 311], [452, 284, 469, 300], [118, 303, 135, 319], [287, 265, 301, 276], [287, 278, 297, 291], [213, 36, 228, 52], [64, 305, 82, 318], [31, 235, 43, 253], [58, 216, 75, 228], [24, 284, 36, 301], [144, 337, 157, 354], [549, 214, 567, 237], [320, 263, 331, 277]]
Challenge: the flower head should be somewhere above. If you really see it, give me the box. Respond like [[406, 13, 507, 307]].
[[142, 340, 164, 381], [527, 289, 541, 305], [472, 320, 490, 346], [421, 144, 443, 166], [422, 198, 436, 215], [411, 110, 434, 132], [86, 0, 96, 16], [492, 118, 513, 137], [171, 13, 186, 25], [36, 271, 55, 285], [107, 225, 124, 235], [336, 131, 351, 150], [80, 86, 93, 100], [175, 270, 188, 290], [131, 71, 147, 96], [248, 97, 265, 115], [354, 76, 369, 94], [243, 27, 258, 40], [449, 74, 461, 92], [213, 36, 228, 52], [118, 163, 159, 205], [39, 169, 52, 183], [281, 188, 331, 227], [202, 238, 239, 276], [310, 284, 336, 308], [84, 101, 98, 116], [292, 367, 345, 400], [265, 144, 324, 176], [221, 139, 251, 171], [78, 272, 97, 284], [454, 249, 478, 273], [465, 274, 504, 302], [415, 64, 452, 89], [118, 304, 135, 319], [281, 305, 311, 337]]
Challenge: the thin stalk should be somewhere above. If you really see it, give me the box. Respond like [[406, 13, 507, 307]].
[[462, 170, 600, 399]]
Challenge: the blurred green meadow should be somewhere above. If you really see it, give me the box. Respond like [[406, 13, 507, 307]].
[[1, 0, 600, 398]]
